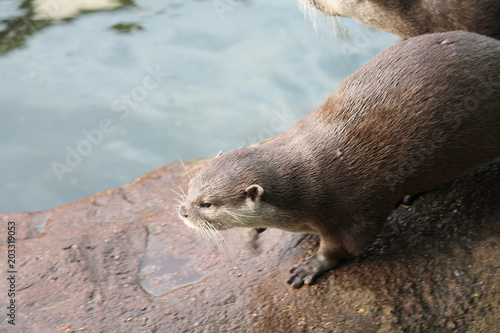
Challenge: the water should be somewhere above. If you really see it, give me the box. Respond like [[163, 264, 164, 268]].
[[0, 0, 398, 213]]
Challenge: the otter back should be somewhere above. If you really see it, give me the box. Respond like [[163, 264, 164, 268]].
[[289, 31, 500, 202]]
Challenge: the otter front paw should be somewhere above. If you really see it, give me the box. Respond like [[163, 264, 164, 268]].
[[245, 228, 267, 253], [287, 255, 337, 289]]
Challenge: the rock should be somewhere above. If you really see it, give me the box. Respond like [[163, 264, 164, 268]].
[[0, 159, 498, 332]]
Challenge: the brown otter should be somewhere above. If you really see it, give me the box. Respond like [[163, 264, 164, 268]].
[[178, 31, 500, 288], [300, 0, 500, 39]]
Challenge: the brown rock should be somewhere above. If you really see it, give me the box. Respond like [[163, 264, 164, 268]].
[[0, 159, 498, 332]]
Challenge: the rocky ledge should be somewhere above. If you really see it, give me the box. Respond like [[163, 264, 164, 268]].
[[0, 159, 498, 332]]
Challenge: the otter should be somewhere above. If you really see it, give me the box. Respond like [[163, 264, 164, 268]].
[[300, 0, 500, 39], [178, 31, 500, 288]]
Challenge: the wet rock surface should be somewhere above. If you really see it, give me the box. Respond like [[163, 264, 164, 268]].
[[0, 159, 498, 332]]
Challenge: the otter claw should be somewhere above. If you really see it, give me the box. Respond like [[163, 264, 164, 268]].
[[287, 267, 315, 288], [287, 256, 336, 289]]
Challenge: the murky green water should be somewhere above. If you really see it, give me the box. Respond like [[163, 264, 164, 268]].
[[0, 0, 397, 213]]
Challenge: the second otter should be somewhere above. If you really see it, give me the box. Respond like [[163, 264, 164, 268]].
[[179, 31, 500, 288], [301, 0, 500, 39]]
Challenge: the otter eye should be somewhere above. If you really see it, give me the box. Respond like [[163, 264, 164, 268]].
[[200, 203, 212, 208]]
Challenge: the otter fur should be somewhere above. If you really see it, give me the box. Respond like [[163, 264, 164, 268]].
[[179, 31, 500, 288], [301, 0, 500, 39]]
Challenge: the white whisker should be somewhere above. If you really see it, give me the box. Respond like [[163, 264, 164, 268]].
[[200, 219, 228, 255], [224, 210, 247, 226], [229, 211, 254, 219], [299, 0, 320, 32], [187, 217, 228, 256], [170, 188, 187, 201], [334, 16, 349, 42], [178, 186, 187, 198], [176, 153, 193, 180]]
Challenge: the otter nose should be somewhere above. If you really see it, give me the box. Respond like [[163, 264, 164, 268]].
[[179, 205, 188, 219]]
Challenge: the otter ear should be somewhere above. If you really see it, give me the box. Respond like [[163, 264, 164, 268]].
[[245, 184, 264, 201]]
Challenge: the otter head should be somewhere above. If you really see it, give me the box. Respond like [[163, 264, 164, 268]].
[[178, 149, 275, 234]]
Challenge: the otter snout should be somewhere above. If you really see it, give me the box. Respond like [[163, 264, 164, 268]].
[[178, 204, 188, 219]]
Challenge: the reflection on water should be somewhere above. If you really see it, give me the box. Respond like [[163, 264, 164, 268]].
[[0, 0, 133, 53], [32, 0, 129, 21], [110, 22, 143, 33], [0, 0, 398, 212]]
